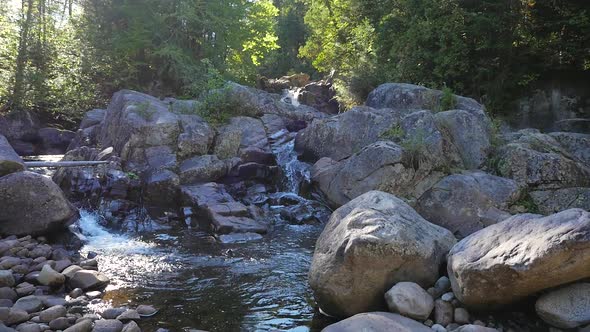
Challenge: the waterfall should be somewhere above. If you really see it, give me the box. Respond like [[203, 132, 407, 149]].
[[280, 88, 302, 107], [269, 129, 311, 195]]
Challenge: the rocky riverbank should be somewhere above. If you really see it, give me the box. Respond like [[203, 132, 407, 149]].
[[1, 79, 589, 331], [0, 233, 161, 332]]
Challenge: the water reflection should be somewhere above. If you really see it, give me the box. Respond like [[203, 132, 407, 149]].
[[78, 211, 332, 331]]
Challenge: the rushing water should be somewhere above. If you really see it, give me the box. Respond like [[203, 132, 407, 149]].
[[75, 131, 334, 331]]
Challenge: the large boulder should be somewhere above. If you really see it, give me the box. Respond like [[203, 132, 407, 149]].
[[295, 106, 400, 161], [311, 141, 445, 208], [181, 183, 268, 234], [548, 132, 590, 166], [535, 282, 590, 329], [366, 83, 484, 113], [530, 187, 590, 214], [310, 110, 461, 207], [177, 114, 215, 159], [496, 129, 590, 189], [434, 109, 492, 169], [214, 116, 272, 160], [321, 312, 432, 332], [79, 109, 106, 129], [309, 191, 456, 317], [0, 172, 76, 236], [179, 155, 239, 184], [416, 171, 522, 238], [0, 134, 25, 177], [447, 209, 590, 308], [0, 110, 40, 155]]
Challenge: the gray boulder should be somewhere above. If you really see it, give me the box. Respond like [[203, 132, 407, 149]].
[[177, 114, 214, 159], [434, 109, 492, 169], [384, 282, 434, 320], [179, 155, 239, 184], [68, 270, 110, 290], [38, 128, 76, 154], [79, 109, 106, 129], [366, 83, 484, 113], [311, 141, 446, 208], [309, 191, 456, 317], [496, 129, 590, 189], [530, 187, 590, 214], [549, 131, 590, 166], [535, 282, 590, 329], [0, 134, 24, 177], [0, 172, 76, 236], [295, 106, 400, 161], [448, 209, 590, 308], [321, 312, 432, 332], [416, 171, 522, 238], [144, 169, 180, 207], [214, 116, 271, 159]]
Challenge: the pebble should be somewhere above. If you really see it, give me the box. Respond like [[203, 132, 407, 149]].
[[101, 307, 127, 319], [69, 288, 84, 298], [121, 321, 141, 332], [441, 292, 455, 302], [0, 270, 15, 287], [39, 305, 67, 323], [63, 318, 93, 332], [13, 296, 43, 313], [14, 322, 41, 332], [0, 286, 17, 300], [6, 308, 30, 325]]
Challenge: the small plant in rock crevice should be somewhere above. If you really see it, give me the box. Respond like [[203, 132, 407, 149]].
[[400, 129, 428, 170], [380, 124, 405, 142], [132, 101, 155, 120]]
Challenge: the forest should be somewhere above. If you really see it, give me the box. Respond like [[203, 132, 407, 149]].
[[0, 0, 588, 126]]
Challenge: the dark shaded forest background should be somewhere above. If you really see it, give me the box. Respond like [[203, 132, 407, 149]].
[[0, 0, 588, 127]]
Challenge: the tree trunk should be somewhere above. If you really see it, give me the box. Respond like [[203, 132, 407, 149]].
[[12, 0, 35, 109]]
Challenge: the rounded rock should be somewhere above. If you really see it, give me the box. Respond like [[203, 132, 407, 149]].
[[384, 282, 434, 320], [535, 283, 590, 329]]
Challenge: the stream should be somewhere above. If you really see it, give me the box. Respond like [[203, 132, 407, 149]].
[[67, 115, 334, 331]]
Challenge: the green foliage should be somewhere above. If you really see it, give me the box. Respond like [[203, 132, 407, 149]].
[[301, 0, 590, 113], [126, 172, 139, 180], [380, 124, 405, 142], [513, 193, 540, 214], [194, 85, 246, 127], [440, 87, 456, 112], [400, 129, 428, 170]]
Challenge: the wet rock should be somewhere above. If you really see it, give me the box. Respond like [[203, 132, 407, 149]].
[[218, 233, 263, 244], [453, 325, 498, 332], [37, 265, 65, 287], [101, 307, 127, 320], [181, 183, 268, 234], [309, 191, 456, 317], [39, 305, 67, 323], [13, 295, 43, 313], [64, 319, 93, 332], [416, 171, 521, 238], [136, 305, 157, 317], [92, 319, 124, 332], [384, 282, 434, 320], [448, 209, 590, 308], [434, 299, 453, 327], [68, 270, 110, 291], [116, 309, 140, 321], [121, 321, 141, 332], [0, 134, 25, 177], [535, 283, 590, 329], [321, 312, 432, 332], [48, 317, 70, 330], [0, 172, 77, 236], [0, 270, 15, 287]]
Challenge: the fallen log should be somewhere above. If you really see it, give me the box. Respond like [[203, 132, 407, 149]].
[[24, 161, 110, 168]]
